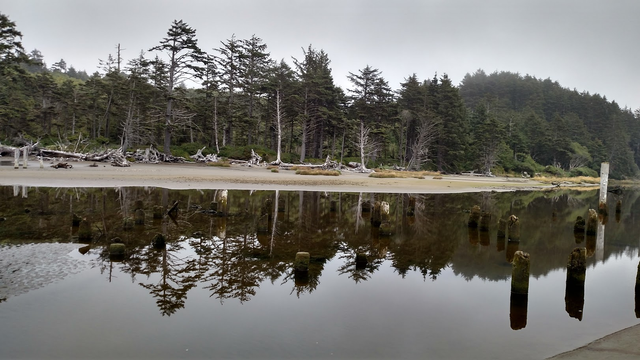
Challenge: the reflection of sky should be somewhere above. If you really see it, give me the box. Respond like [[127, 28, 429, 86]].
[[0, 246, 638, 359]]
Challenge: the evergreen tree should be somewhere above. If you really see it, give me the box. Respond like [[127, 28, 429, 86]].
[[149, 19, 204, 158]]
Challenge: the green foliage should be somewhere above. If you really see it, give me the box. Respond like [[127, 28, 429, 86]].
[[543, 165, 566, 177], [569, 166, 598, 178]]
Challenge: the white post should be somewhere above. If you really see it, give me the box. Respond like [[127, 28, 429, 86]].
[[22, 147, 28, 168], [599, 162, 609, 214], [14, 149, 19, 169]]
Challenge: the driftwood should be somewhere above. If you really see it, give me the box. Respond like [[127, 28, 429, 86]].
[[189, 146, 219, 163], [51, 162, 73, 169], [111, 148, 130, 167], [248, 149, 262, 166]]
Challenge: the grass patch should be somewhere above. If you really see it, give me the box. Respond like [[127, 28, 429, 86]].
[[271, 168, 279, 173], [433, 176, 443, 180], [369, 169, 440, 179], [296, 169, 340, 176], [206, 161, 231, 167], [532, 176, 599, 185]]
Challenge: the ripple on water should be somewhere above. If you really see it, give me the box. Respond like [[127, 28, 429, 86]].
[[0, 243, 94, 302]]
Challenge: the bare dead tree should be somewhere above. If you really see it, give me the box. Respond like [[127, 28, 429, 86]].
[[406, 117, 438, 171], [355, 122, 377, 172]]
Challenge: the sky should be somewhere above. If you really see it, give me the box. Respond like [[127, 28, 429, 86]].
[[2, 0, 639, 110]]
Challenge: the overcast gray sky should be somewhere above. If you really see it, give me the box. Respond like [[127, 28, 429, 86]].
[[2, 0, 639, 110]]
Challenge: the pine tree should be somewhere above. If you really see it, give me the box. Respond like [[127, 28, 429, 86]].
[[149, 19, 204, 158]]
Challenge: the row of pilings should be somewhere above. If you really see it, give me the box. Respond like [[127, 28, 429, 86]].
[[466, 162, 636, 331], [72, 190, 229, 260]]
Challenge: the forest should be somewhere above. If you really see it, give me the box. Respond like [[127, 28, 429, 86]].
[[1, 14, 639, 178]]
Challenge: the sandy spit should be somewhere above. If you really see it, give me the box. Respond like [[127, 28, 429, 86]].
[[0, 161, 547, 193]]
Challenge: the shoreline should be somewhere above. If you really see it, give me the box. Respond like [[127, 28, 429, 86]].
[[0, 161, 550, 193]]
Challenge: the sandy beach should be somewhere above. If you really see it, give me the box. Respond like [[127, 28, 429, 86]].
[[0, 160, 550, 193]]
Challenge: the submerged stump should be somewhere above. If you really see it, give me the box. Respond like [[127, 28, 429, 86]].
[[152, 233, 166, 248]]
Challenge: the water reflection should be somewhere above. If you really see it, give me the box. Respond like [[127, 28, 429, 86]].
[[1, 186, 639, 320]]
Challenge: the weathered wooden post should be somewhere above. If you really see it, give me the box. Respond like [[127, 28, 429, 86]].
[[407, 197, 416, 217], [217, 190, 228, 216], [615, 199, 622, 223], [152, 233, 166, 248], [468, 205, 481, 228], [295, 252, 310, 272], [134, 209, 145, 225], [586, 209, 597, 236], [468, 227, 479, 246], [78, 219, 92, 242], [636, 261, 640, 318], [72, 213, 82, 227], [152, 205, 164, 219], [355, 253, 368, 270], [510, 292, 528, 330], [109, 238, 125, 256], [22, 147, 28, 169], [511, 251, 530, 294], [599, 162, 609, 216], [508, 215, 520, 242], [565, 248, 586, 320], [14, 149, 19, 169], [479, 212, 491, 232], [371, 201, 382, 227], [509, 251, 530, 330], [123, 217, 134, 230], [497, 218, 507, 238]]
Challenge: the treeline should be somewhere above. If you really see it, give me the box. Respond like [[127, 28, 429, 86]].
[[1, 14, 639, 178]]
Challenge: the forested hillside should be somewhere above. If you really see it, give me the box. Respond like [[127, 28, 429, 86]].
[[1, 14, 639, 178]]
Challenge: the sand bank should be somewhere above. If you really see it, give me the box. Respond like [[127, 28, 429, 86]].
[[0, 161, 547, 193]]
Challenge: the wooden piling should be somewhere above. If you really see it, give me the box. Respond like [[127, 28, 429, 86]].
[[511, 251, 530, 295], [152, 233, 166, 248], [508, 215, 520, 242], [510, 292, 528, 330], [109, 243, 125, 256], [355, 253, 368, 270], [153, 205, 164, 219], [479, 212, 491, 232], [134, 209, 145, 225], [567, 248, 586, 283], [294, 252, 310, 272], [371, 201, 382, 227], [78, 219, 92, 241], [586, 209, 597, 236], [497, 218, 507, 238], [468, 205, 481, 228], [22, 148, 27, 168], [217, 190, 228, 216], [599, 162, 609, 216]]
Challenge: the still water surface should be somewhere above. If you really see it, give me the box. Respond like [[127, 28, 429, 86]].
[[0, 186, 639, 359]]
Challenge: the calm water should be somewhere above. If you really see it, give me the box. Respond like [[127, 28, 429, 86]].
[[0, 186, 639, 359]]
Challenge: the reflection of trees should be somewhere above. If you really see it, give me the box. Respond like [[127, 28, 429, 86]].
[[389, 194, 460, 280], [4, 186, 640, 313], [137, 242, 199, 316]]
